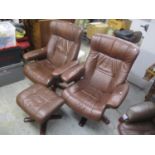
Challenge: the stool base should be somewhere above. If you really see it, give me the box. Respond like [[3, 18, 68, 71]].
[[24, 114, 63, 135]]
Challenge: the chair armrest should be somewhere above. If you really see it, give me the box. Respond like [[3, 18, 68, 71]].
[[23, 47, 47, 61], [106, 82, 129, 108], [123, 101, 155, 123], [61, 63, 85, 83], [52, 61, 79, 77]]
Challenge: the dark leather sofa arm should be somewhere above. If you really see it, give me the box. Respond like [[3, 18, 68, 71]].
[[52, 61, 79, 77], [61, 63, 85, 83], [106, 82, 129, 108], [23, 47, 47, 61], [121, 101, 155, 123]]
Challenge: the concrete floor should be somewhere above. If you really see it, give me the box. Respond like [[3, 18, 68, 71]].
[[0, 41, 146, 135]]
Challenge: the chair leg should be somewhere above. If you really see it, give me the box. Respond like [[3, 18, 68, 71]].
[[50, 114, 63, 119], [51, 86, 57, 91], [40, 114, 63, 135], [49, 77, 61, 91], [24, 114, 63, 135], [79, 117, 87, 127], [40, 121, 48, 135], [102, 115, 110, 124]]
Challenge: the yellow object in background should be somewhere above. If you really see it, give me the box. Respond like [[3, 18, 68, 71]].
[[16, 31, 25, 39], [108, 19, 132, 30], [87, 22, 108, 39], [75, 19, 89, 31]]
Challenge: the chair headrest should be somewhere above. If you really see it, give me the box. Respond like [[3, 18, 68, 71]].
[[91, 34, 140, 63], [50, 20, 82, 42]]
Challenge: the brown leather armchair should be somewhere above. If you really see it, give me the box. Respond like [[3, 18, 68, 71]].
[[62, 34, 140, 126], [23, 20, 82, 86], [118, 102, 155, 135]]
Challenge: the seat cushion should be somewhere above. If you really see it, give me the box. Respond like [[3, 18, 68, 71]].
[[17, 84, 64, 124], [24, 59, 55, 86], [118, 121, 155, 135], [63, 80, 109, 121]]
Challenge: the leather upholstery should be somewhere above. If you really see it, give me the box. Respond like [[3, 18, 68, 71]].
[[118, 102, 155, 135], [23, 20, 82, 86], [118, 121, 155, 135], [114, 30, 142, 43], [125, 102, 155, 122], [24, 59, 56, 86], [17, 84, 64, 124], [52, 60, 79, 77], [23, 47, 47, 61], [61, 63, 85, 83], [62, 34, 139, 121]]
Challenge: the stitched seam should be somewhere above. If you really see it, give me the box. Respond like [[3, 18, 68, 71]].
[[81, 90, 97, 101], [96, 67, 114, 77]]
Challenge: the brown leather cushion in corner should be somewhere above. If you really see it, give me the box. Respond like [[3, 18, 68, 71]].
[[17, 84, 64, 124], [118, 122, 155, 135]]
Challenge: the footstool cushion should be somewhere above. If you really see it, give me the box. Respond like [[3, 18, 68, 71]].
[[118, 121, 155, 135], [17, 84, 64, 124]]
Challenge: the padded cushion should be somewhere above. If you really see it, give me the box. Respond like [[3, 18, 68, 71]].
[[126, 101, 155, 123], [47, 36, 75, 67], [114, 30, 134, 38], [24, 60, 55, 86], [17, 84, 64, 124], [63, 80, 108, 120], [114, 30, 142, 43], [118, 121, 155, 135], [50, 20, 82, 42]]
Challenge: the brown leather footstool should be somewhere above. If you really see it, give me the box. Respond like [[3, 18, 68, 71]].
[[118, 121, 155, 135], [118, 102, 155, 135], [16, 84, 64, 135]]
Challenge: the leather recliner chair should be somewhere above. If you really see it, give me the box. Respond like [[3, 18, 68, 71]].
[[61, 34, 140, 126], [118, 102, 155, 135], [23, 20, 82, 87]]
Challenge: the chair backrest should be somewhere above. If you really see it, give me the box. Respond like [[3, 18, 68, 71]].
[[84, 34, 139, 93], [46, 20, 82, 67]]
